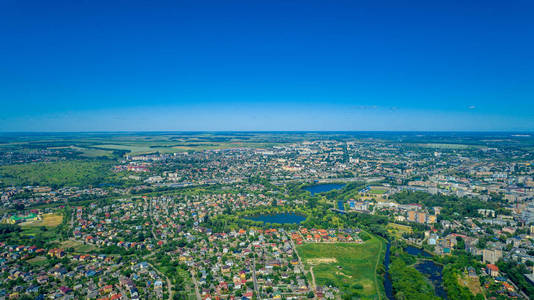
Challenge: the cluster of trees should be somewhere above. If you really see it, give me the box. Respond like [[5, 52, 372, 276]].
[[442, 266, 482, 300], [342, 212, 389, 238], [497, 260, 534, 298], [0, 224, 21, 235], [391, 191, 498, 220], [388, 243, 484, 300], [0, 160, 118, 187], [430, 247, 484, 299], [152, 253, 190, 298], [389, 257, 439, 300]]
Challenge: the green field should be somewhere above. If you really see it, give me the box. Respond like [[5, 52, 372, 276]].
[[297, 235, 386, 299], [60, 240, 97, 253], [94, 141, 281, 154]]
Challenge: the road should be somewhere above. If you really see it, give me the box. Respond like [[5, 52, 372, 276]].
[[145, 198, 158, 240], [252, 257, 260, 299], [147, 261, 173, 300], [289, 237, 317, 299], [309, 266, 316, 292], [144, 198, 173, 300], [190, 270, 201, 300], [271, 176, 385, 186], [69, 208, 75, 227]]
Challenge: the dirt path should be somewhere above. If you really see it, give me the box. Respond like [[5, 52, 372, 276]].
[[310, 266, 317, 292], [374, 239, 384, 300], [147, 261, 173, 300], [291, 237, 316, 299]]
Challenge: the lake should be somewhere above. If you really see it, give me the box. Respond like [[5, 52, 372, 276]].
[[302, 183, 346, 196], [245, 213, 306, 224]]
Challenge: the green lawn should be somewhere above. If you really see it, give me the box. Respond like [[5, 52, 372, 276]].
[[297, 235, 386, 299]]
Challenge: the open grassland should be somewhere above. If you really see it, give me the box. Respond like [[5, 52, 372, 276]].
[[94, 143, 157, 153], [27, 256, 47, 266], [20, 213, 63, 228], [70, 146, 114, 158], [19, 213, 64, 239], [387, 223, 412, 239], [297, 234, 386, 299], [60, 240, 97, 253], [95, 141, 283, 154]]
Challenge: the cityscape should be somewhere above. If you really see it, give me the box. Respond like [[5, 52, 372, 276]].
[[0, 132, 533, 299]]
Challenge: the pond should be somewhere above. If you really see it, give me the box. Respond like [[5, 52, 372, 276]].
[[302, 183, 346, 196], [405, 246, 432, 257], [244, 213, 306, 224], [414, 260, 447, 299]]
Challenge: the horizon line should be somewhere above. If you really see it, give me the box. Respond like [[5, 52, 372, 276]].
[[0, 130, 533, 134]]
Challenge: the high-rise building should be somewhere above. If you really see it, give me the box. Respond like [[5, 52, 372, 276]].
[[407, 211, 417, 222], [417, 212, 426, 224], [483, 249, 503, 264]]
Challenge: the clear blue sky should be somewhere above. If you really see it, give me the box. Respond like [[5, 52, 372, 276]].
[[1, 0, 533, 131]]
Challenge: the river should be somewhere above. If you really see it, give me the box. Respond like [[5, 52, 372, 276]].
[[383, 242, 394, 299]]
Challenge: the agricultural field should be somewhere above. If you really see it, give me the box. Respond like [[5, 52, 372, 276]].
[[297, 234, 386, 299], [95, 141, 282, 154], [387, 223, 413, 239], [69, 146, 114, 158]]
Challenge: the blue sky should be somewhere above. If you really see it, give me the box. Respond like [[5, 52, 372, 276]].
[[1, 0, 533, 131]]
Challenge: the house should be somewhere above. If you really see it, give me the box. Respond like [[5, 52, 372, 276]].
[[47, 248, 65, 258], [487, 264, 499, 277]]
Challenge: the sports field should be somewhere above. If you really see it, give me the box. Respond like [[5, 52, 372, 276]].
[[297, 233, 386, 299]]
